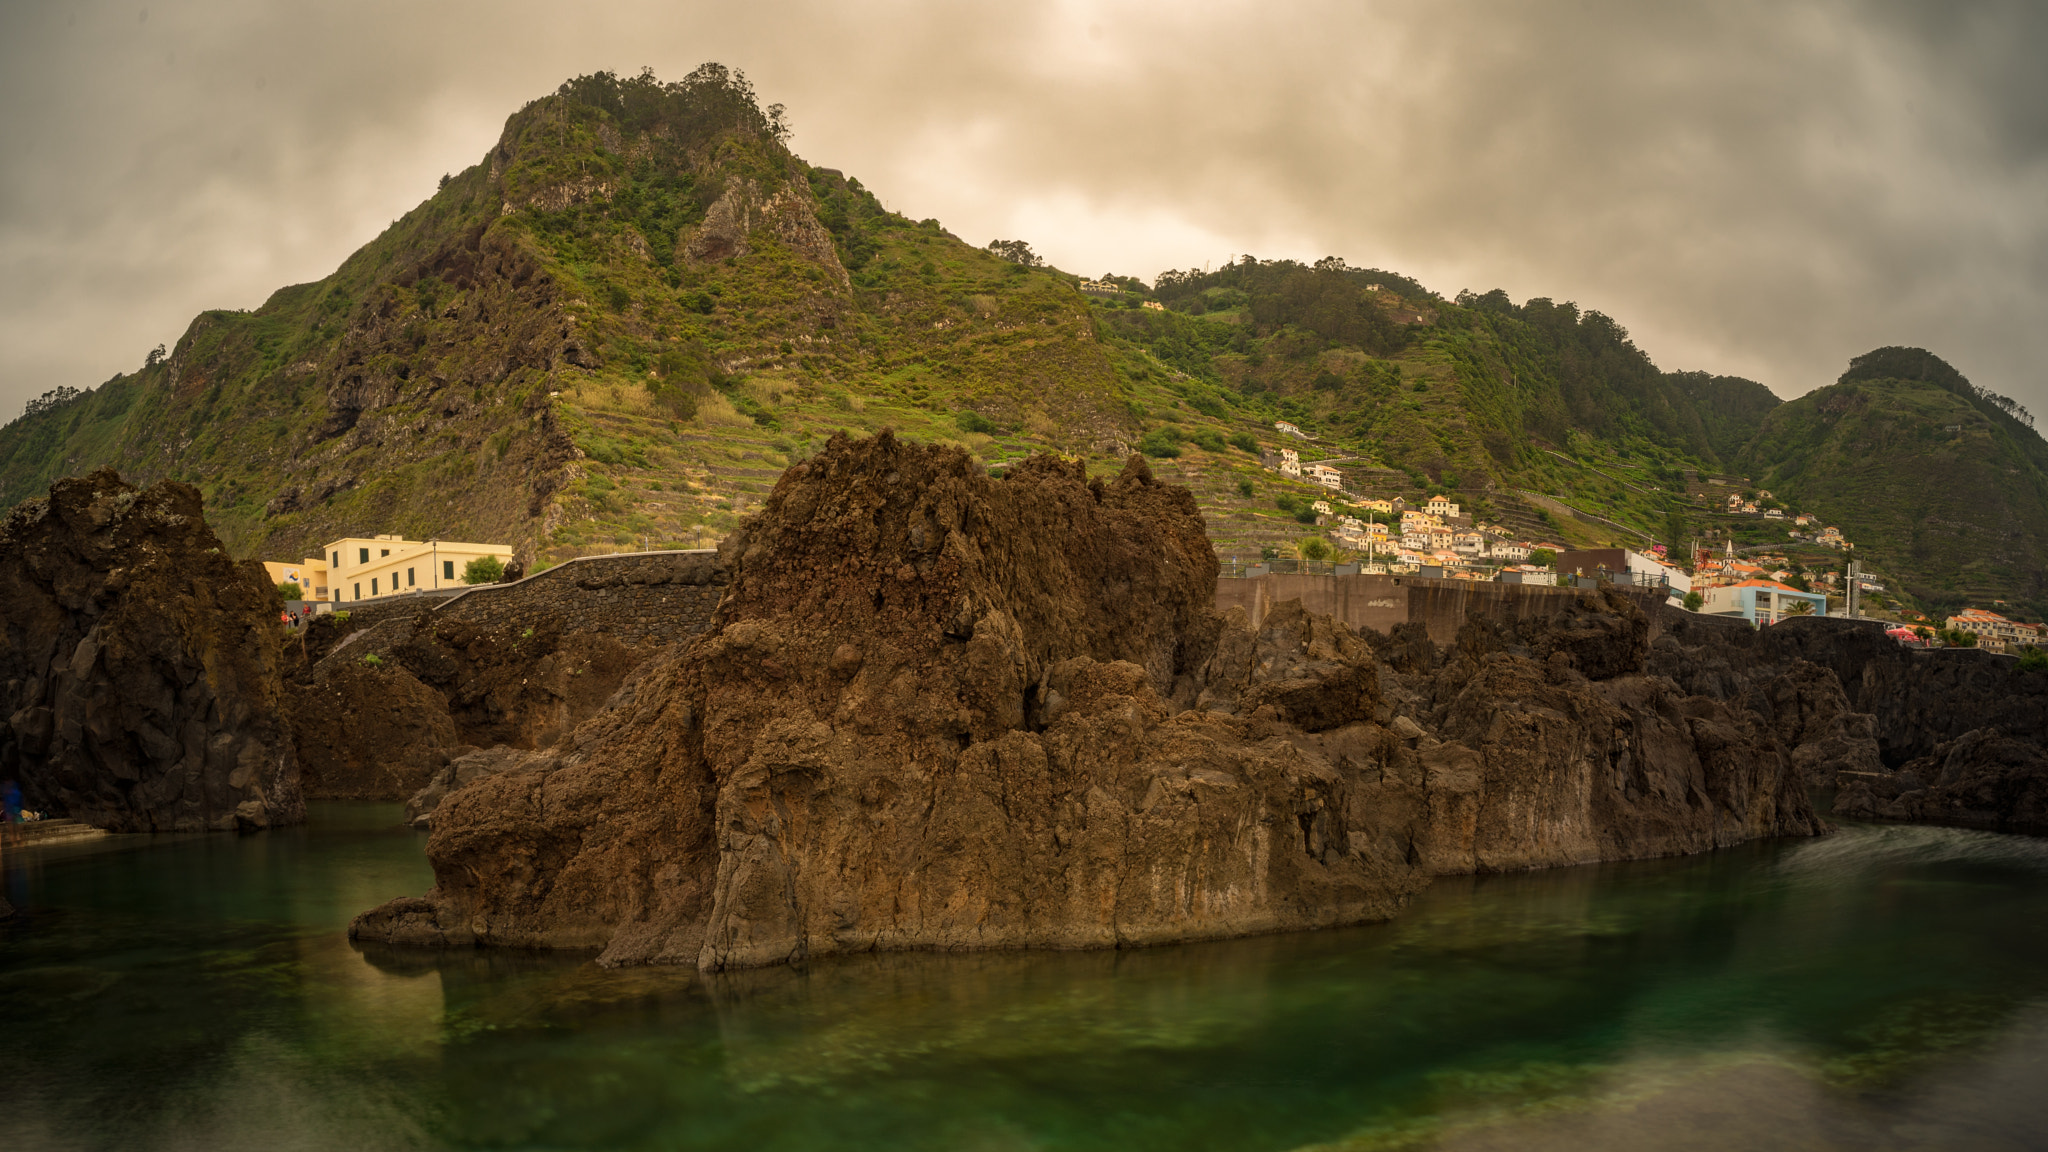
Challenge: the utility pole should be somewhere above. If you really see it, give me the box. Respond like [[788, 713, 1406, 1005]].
[[1846, 559, 1858, 619]]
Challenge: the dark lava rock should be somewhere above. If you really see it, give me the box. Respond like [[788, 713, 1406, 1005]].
[[1836, 727, 2048, 833], [0, 469, 301, 831], [353, 436, 1830, 971], [1650, 612, 2048, 827], [283, 608, 659, 801]]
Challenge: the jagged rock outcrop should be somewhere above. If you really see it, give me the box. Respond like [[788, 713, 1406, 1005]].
[[284, 609, 656, 800], [0, 469, 301, 831], [353, 435, 1830, 970], [1650, 612, 2048, 827], [404, 744, 523, 830], [1835, 728, 2048, 833]]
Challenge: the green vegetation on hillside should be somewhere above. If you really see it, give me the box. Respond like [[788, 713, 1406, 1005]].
[[2, 72, 2043, 616], [1741, 349, 2048, 614]]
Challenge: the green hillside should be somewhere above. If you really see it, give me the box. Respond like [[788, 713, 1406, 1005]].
[[0, 66, 1128, 564], [2, 68, 2042, 617], [1738, 348, 2048, 613]]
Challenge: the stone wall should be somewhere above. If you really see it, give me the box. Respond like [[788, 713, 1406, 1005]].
[[432, 549, 726, 645], [1215, 573, 1668, 645]]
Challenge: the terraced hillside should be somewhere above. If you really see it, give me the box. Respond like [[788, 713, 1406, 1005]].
[[2, 68, 2042, 616], [1738, 348, 2048, 612]]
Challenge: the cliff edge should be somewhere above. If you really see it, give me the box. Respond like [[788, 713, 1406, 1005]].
[[353, 434, 1827, 969], [0, 469, 301, 831]]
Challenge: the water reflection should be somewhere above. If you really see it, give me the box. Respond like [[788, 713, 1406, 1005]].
[[4, 810, 2048, 1151]]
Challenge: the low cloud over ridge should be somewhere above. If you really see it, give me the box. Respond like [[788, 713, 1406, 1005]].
[[3, 0, 2045, 420]]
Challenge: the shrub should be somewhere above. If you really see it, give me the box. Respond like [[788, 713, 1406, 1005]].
[[1187, 428, 1226, 453], [1237, 479, 1255, 498], [1683, 591, 1704, 612], [1138, 426, 1183, 458], [1530, 548, 1557, 568], [361, 653, 383, 669], [1229, 432, 1259, 454], [955, 411, 998, 435], [1187, 393, 1226, 418], [1275, 494, 1299, 513], [462, 555, 506, 585], [1299, 537, 1331, 562], [2020, 647, 2048, 672], [275, 581, 302, 600], [607, 283, 632, 311]]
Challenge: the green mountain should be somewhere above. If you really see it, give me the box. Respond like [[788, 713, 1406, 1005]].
[[0, 66, 1127, 563], [1738, 348, 2048, 612], [2, 67, 2043, 617]]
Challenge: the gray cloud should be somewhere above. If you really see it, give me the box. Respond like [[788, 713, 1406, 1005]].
[[3, 0, 2045, 421]]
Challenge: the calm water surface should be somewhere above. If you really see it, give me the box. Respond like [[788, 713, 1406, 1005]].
[[4, 804, 2048, 1151]]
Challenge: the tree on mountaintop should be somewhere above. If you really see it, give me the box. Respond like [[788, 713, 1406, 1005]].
[[986, 239, 1043, 267]]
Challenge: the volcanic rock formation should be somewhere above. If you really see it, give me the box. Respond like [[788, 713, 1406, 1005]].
[[285, 609, 655, 801], [1649, 611, 2048, 830], [0, 469, 301, 831], [354, 435, 1833, 970]]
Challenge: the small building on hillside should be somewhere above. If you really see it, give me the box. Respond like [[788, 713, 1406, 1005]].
[[1306, 462, 1343, 490], [1361, 499, 1393, 514], [1556, 547, 1686, 595], [1274, 421, 1304, 438], [1278, 448, 1301, 477], [325, 534, 515, 603], [1701, 579, 1828, 626], [1311, 499, 1333, 514], [1491, 541, 1532, 563], [1945, 608, 2031, 652], [1425, 495, 1460, 518], [262, 557, 329, 602]]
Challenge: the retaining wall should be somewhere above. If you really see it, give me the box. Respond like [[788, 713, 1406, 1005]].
[[434, 550, 727, 646], [1215, 573, 1669, 645], [323, 550, 728, 646]]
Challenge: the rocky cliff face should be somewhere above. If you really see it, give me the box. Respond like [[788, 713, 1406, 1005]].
[[1649, 611, 2048, 832], [353, 435, 1830, 970], [0, 469, 301, 831], [284, 609, 656, 800]]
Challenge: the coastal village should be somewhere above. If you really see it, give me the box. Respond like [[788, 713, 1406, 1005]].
[[1200, 420, 2048, 650]]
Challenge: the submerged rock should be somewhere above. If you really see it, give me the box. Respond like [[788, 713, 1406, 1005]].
[[353, 435, 1828, 969], [0, 469, 301, 832]]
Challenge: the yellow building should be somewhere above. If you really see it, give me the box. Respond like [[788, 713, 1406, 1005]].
[[262, 557, 329, 601], [324, 534, 515, 603]]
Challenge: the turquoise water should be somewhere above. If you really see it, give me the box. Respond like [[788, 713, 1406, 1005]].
[[5, 806, 2048, 1151]]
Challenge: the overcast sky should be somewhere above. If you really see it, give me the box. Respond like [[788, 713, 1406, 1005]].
[[4, 0, 2046, 422]]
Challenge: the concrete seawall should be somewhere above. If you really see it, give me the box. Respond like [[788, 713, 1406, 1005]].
[[1214, 573, 1670, 645]]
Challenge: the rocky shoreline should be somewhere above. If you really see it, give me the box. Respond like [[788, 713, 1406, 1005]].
[[349, 435, 1837, 971], [3, 451, 2044, 969]]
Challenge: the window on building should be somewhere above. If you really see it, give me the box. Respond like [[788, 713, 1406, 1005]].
[[407, 567, 415, 587], [372, 578, 379, 595], [354, 583, 361, 600], [381, 548, 390, 557], [443, 560, 454, 580], [332, 551, 340, 569], [359, 548, 369, 564]]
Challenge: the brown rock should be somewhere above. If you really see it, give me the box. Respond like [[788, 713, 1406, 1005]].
[[0, 469, 301, 831], [352, 436, 1830, 971], [1836, 727, 2048, 832]]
